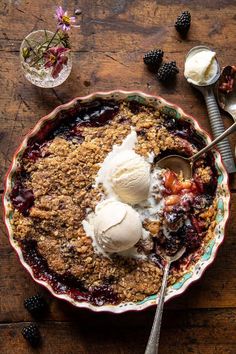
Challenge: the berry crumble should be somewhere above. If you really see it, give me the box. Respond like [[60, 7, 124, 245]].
[[9, 98, 218, 306]]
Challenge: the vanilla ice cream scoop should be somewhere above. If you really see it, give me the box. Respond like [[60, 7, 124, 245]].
[[96, 129, 151, 204], [184, 49, 218, 85], [110, 149, 150, 204], [93, 199, 142, 253]]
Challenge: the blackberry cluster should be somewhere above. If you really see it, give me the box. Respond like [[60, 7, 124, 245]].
[[22, 324, 41, 347], [175, 11, 191, 35], [157, 61, 179, 82], [143, 11, 192, 82], [24, 294, 47, 316], [144, 49, 179, 82]]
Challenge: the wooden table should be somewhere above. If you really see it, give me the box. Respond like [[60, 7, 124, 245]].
[[1, 1, 236, 353]]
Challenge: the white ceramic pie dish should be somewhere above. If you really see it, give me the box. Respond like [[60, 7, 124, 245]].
[[3, 90, 230, 313]]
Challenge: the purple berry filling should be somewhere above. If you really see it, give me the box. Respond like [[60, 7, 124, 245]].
[[10, 182, 34, 216], [21, 240, 118, 306]]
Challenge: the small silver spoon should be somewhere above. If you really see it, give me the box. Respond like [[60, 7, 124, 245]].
[[184, 46, 236, 174], [157, 121, 236, 179], [217, 65, 236, 121], [145, 247, 186, 354]]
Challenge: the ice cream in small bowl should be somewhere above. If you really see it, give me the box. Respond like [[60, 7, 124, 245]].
[[3, 91, 230, 313], [184, 47, 218, 85]]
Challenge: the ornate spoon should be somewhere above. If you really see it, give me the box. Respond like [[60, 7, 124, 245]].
[[145, 247, 186, 354]]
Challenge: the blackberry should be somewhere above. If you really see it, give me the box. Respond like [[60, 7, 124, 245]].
[[24, 294, 47, 316], [143, 49, 164, 70], [164, 235, 182, 256], [21, 323, 41, 347], [157, 61, 179, 82], [184, 227, 201, 250], [175, 11, 191, 35], [192, 194, 213, 210]]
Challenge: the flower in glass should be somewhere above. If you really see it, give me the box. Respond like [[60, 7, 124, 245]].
[[44, 47, 70, 78], [55, 6, 77, 31]]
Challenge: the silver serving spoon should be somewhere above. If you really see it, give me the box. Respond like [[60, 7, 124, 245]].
[[157, 121, 236, 179], [184, 46, 236, 174], [145, 247, 186, 354], [217, 65, 236, 121]]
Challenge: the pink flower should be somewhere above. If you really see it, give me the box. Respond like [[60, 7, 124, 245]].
[[55, 6, 78, 31], [44, 47, 69, 78]]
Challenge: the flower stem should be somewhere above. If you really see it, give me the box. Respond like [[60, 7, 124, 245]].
[[35, 30, 59, 53], [45, 29, 59, 51], [44, 29, 48, 41], [24, 38, 38, 56]]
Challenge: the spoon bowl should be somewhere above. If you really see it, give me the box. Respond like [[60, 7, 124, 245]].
[[157, 155, 192, 179], [157, 121, 236, 178]]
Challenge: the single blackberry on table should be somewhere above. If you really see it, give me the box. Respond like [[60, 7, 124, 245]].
[[22, 323, 41, 347], [143, 49, 164, 70], [157, 61, 179, 82], [175, 11, 191, 35], [24, 294, 47, 316]]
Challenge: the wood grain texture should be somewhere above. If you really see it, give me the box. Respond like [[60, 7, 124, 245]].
[[1, 308, 236, 354], [0, 0, 236, 353]]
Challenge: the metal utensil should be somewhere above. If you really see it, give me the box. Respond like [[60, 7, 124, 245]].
[[145, 247, 186, 354], [217, 65, 236, 121], [157, 121, 236, 178], [185, 45, 236, 174]]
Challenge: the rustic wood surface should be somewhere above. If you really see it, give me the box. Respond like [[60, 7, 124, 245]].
[[1, 0, 236, 353]]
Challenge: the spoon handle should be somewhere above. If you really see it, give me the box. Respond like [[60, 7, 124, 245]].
[[145, 261, 170, 354], [191, 121, 236, 163], [202, 87, 236, 173]]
